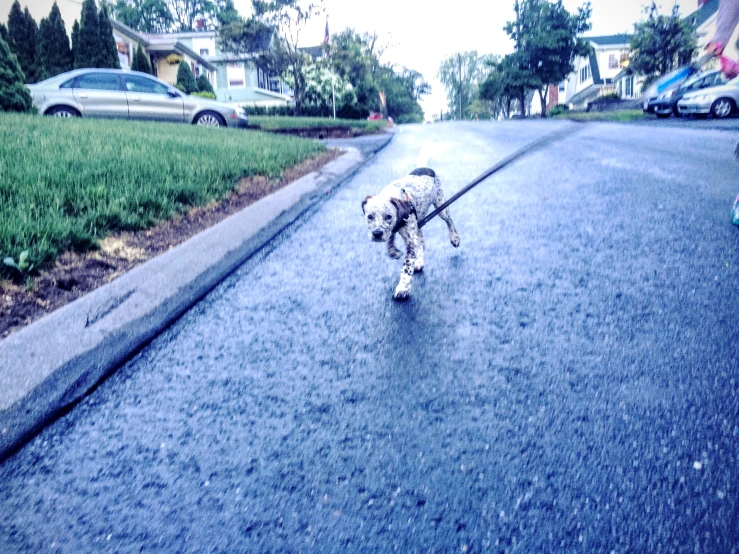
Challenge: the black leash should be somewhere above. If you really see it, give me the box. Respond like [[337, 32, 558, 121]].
[[418, 123, 585, 229]]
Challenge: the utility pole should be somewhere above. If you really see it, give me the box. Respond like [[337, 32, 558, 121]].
[[458, 53, 462, 120]]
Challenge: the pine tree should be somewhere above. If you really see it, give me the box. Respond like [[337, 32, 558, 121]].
[[0, 23, 7, 43], [76, 0, 101, 68], [196, 73, 213, 93], [71, 19, 79, 68], [37, 2, 73, 81], [176, 60, 197, 94], [7, 1, 40, 83], [130, 42, 152, 74], [0, 34, 33, 112], [98, 3, 120, 69]]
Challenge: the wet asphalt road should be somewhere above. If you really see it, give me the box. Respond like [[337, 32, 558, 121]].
[[2, 121, 739, 553]]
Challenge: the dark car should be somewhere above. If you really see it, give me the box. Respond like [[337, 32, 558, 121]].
[[649, 69, 726, 118]]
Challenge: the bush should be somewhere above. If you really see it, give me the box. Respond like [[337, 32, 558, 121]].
[[599, 92, 621, 101], [0, 34, 33, 112], [196, 73, 213, 94], [547, 104, 570, 116], [130, 43, 152, 74], [191, 91, 216, 99], [176, 60, 197, 94]]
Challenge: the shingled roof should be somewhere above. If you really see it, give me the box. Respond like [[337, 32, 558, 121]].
[[687, 0, 719, 29], [586, 34, 632, 47]]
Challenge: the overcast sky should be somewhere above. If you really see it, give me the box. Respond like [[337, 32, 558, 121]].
[[232, 0, 699, 117]]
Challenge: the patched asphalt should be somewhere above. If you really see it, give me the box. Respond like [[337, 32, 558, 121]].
[[1, 121, 738, 553]]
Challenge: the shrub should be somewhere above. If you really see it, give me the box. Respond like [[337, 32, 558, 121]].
[[191, 91, 216, 99], [196, 73, 213, 94], [166, 53, 182, 65], [0, 34, 33, 112], [130, 43, 152, 74], [176, 60, 197, 94], [547, 104, 570, 116], [599, 92, 621, 101]]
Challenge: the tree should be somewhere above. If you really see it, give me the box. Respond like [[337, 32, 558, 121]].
[[480, 54, 531, 119], [0, 33, 33, 112], [98, 3, 121, 69], [168, 0, 216, 31], [37, 2, 73, 81], [0, 23, 7, 43], [71, 19, 80, 67], [131, 42, 152, 73], [328, 29, 382, 116], [176, 60, 197, 93], [112, 0, 174, 33], [7, 1, 39, 83], [630, 2, 696, 88], [75, 0, 101, 68], [438, 51, 496, 119], [504, 0, 591, 117], [196, 72, 213, 93]]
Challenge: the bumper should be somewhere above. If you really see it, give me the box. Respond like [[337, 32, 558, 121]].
[[677, 102, 711, 115], [650, 101, 675, 115], [227, 116, 250, 129]]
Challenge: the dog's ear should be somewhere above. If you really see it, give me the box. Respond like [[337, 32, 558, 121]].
[[361, 195, 373, 214], [390, 197, 412, 222]]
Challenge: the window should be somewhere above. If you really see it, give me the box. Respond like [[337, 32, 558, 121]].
[[625, 76, 633, 97], [75, 73, 123, 91], [257, 67, 266, 89], [227, 63, 245, 88], [200, 48, 210, 56], [609, 54, 619, 69], [123, 74, 169, 95], [579, 65, 591, 83]]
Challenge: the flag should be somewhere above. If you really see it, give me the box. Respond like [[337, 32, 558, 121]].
[[324, 18, 329, 44]]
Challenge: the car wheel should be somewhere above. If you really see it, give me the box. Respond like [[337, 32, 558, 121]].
[[710, 98, 735, 119], [656, 112, 671, 119], [194, 111, 225, 127], [673, 106, 682, 117], [47, 106, 79, 118]]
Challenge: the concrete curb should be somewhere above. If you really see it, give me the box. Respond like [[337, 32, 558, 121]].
[[0, 136, 390, 463]]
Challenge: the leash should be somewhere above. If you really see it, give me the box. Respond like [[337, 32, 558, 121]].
[[418, 123, 585, 229]]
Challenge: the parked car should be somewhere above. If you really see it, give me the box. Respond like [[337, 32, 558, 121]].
[[647, 70, 727, 118], [26, 68, 249, 128], [678, 75, 739, 118]]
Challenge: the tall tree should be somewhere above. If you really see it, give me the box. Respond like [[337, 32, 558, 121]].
[[75, 0, 102, 68], [113, 0, 174, 33], [438, 52, 496, 119], [131, 42, 152, 73], [37, 2, 73, 81], [504, 0, 592, 117], [7, 1, 40, 83], [0, 23, 7, 43], [70, 19, 80, 67], [176, 59, 197, 93], [98, 3, 121, 68], [0, 33, 33, 112], [630, 1, 696, 88], [196, 72, 213, 93], [168, 0, 216, 31]]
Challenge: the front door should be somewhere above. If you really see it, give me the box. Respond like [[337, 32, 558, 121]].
[[123, 74, 185, 123], [72, 72, 129, 119]]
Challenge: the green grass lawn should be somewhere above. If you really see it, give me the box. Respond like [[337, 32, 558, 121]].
[[0, 113, 325, 277], [549, 109, 647, 122], [250, 115, 387, 133]]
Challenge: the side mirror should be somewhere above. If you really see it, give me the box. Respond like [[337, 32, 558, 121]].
[[167, 88, 180, 98]]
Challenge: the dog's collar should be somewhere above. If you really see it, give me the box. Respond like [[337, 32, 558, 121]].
[[392, 188, 418, 233]]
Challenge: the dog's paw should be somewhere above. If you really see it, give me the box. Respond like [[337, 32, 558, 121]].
[[387, 247, 402, 259], [450, 234, 461, 248], [393, 287, 411, 301], [414, 262, 424, 273]]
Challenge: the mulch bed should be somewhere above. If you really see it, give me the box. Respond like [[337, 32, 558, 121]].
[[0, 149, 342, 339]]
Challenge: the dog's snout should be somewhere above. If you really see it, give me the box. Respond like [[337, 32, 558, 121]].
[[372, 230, 383, 238]]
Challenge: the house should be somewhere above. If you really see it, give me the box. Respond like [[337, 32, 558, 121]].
[[111, 20, 293, 108]]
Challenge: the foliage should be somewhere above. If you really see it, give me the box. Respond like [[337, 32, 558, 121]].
[[546, 104, 569, 116], [37, 2, 73, 81], [248, 115, 386, 132], [504, 0, 592, 117], [196, 72, 214, 93], [131, 43, 153, 74], [112, 0, 174, 33], [0, 112, 325, 278], [0, 23, 6, 43], [438, 52, 498, 119], [629, 2, 696, 87], [176, 60, 198, 93], [166, 53, 183, 65], [0, 34, 33, 113], [98, 3, 121, 69], [71, 20, 79, 67], [3, 250, 34, 276], [7, 1, 39, 83], [191, 90, 216, 98], [599, 92, 621, 101]]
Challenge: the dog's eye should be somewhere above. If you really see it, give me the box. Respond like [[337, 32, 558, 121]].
[[384, 214, 392, 221], [367, 214, 374, 220]]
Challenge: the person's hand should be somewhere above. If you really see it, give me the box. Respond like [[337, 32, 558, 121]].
[[707, 41, 725, 57]]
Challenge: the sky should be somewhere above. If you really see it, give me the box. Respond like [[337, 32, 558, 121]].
[[233, 0, 699, 118]]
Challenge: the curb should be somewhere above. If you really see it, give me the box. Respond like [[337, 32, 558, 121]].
[[0, 135, 391, 463]]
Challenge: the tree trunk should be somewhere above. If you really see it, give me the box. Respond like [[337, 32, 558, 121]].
[[538, 87, 547, 118]]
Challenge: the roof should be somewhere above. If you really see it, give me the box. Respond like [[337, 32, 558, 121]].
[[687, 0, 719, 29], [589, 51, 603, 85], [586, 34, 632, 47], [111, 20, 149, 46], [145, 42, 216, 70]]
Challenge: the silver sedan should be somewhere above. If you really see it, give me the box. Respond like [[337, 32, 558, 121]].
[[677, 75, 739, 119], [26, 68, 249, 128]]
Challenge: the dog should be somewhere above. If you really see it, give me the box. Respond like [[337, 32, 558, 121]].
[[362, 168, 460, 300]]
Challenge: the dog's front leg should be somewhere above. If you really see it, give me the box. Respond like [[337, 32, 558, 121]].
[[393, 219, 418, 300], [386, 232, 402, 259]]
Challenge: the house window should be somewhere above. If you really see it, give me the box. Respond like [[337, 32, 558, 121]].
[[580, 65, 591, 83], [609, 54, 619, 69], [257, 67, 267, 89], [625, 76, 633, 97], [227, 63, 245, 88], [200, 48, 210, 56], [269, 77, 282, 93]]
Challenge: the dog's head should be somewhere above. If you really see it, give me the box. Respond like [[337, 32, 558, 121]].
[[362, 195, 412, 242]]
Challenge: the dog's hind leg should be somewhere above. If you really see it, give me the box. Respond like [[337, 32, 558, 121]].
[[414, 229, 425, 273], [386, 232, 402, 259], [393, 218, 418, 300], [433, 185, 461, 248]]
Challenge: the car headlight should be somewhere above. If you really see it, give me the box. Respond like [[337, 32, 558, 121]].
[[659, 90, 676, 100]]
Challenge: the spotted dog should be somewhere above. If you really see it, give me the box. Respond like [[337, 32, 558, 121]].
[[362, 168, 460, 300]]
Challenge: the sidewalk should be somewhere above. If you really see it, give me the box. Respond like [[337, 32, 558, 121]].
[[0, 131, 393, 463]]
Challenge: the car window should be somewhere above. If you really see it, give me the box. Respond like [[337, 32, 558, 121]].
[[123, 75, 169, 95], [59, 78, 76, 89], [75, 73, 123, 91]]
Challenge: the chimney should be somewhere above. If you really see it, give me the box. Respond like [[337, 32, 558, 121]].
[[196, 18, 204, 30]]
